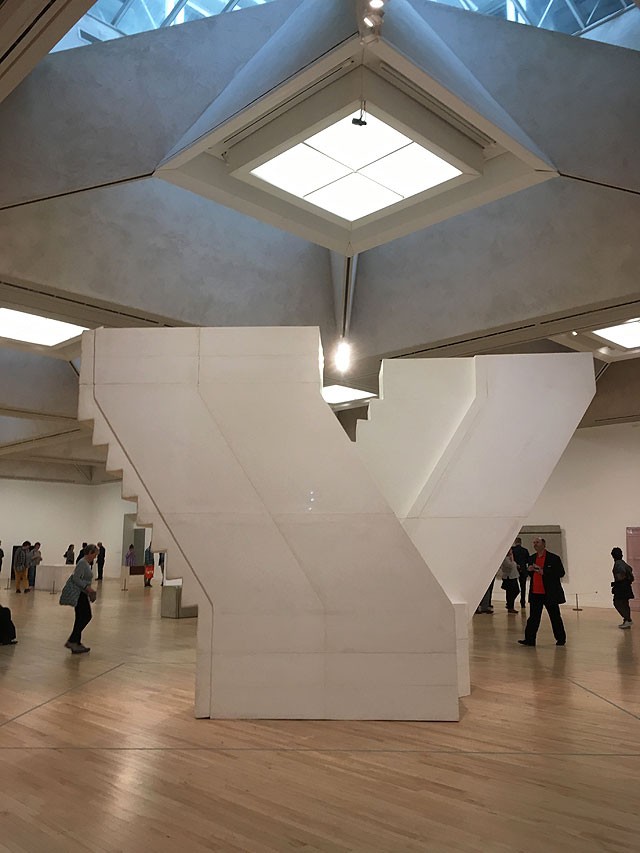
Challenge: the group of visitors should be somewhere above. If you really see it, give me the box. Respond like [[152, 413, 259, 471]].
[[125, 542, 162, 586], [65, 542, 106, 580], [8, 540, 43, 593], [476, 535, 635, 645]]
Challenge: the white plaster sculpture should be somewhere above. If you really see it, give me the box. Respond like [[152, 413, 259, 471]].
[[79, 327, 459, 721], [356, 354, 596, 695]]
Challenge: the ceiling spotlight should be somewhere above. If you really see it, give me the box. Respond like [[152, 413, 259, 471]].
[[571, 331, 578, 336], [369, 0, 385, 8], [363, 13, 382, 27], [335, 340, 351, 372]]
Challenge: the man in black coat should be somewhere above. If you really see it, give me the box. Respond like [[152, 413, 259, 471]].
[[518, 536, 566, 647], [512, 537, 530, 609]]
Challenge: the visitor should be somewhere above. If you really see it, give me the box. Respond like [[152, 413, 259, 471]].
[[76, 543, 87, 564], [158, 551, 165, 586], [500, 548, 520, 613], [0, 604, 17, 645], [512, 536, 530, 609], [96, 542, 106, 582], [144, 543, 155, 587], [60, 543, 98, 654], [476, 581, 494, 614], [611, 547, 634, 629], [519, 536, 567, 647], [27, 541, 42, 590], [0, 539, 4, 575], [125, 544, 136, 572], [64, 545, 75, 564], [13, 541, 31, 594]]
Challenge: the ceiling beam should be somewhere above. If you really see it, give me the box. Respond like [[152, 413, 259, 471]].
[[0, 426, 85, 457]]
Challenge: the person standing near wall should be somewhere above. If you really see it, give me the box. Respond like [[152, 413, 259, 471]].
[[64, 545, 75, 565], [125, 544, 136, 572], [96, 542, 105, 582], [512, 537, 530, 609], [500, 549, 520, 613], [27, 542, 42, 591], [519, 536, 567, 647], [0, 540, 4, 575], [60, 543, 98, 654], [76, 543, 87, 564], [611, 547, 634, 629], [144, 543, 154, 588], [13, 541, 30, 594]]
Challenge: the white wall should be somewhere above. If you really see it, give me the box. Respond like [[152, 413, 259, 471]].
[[525, 423, 640, 606], [0, 479, 135, 578]]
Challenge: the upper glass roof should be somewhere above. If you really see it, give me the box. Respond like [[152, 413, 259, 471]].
[[51, 0, 634, 52]]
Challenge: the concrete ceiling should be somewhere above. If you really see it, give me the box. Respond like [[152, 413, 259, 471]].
[[0, 0, 639, 480]]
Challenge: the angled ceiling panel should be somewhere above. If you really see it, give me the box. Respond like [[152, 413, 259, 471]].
[[408, 1, 640, 192]]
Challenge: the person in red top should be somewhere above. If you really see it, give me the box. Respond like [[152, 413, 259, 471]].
[[518, 536, 567, 647]]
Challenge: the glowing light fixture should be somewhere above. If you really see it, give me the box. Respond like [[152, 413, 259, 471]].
[[250, 111, 462, 222], [0, 307, 87, 346], [335, 340, 351, 372], [322, 385, 375, 405], [369, 0, 385, 8], [593, 320, 640, 349]]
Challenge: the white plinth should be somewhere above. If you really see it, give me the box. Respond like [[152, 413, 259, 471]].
[[34, 564, 71, 594]]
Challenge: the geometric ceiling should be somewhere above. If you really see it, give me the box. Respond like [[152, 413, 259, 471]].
[[1, 0, 640, 479]]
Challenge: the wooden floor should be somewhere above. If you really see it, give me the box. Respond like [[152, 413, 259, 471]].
[[0, 582, 639, 853]]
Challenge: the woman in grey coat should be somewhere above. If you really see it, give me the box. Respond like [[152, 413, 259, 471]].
[[60, 544, 98, 654]]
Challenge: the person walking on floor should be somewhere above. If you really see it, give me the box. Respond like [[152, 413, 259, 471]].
[[611, 547, 634, 629], [60, 543, 98, 654], [500, 549, 520, 613], [144, 543, 155, 587], [64, 545, 75, 565], [519, 536, 567, 647], [76, 543, 87, 564], [13, 541, 31, 594], [27, 542, 42, 590], [512, 536, 530, 609], [96, 542, 105, 582], [476, 580, 494, 614]]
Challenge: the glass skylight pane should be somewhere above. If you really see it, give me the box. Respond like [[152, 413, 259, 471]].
[[305, 173, 402, 221], [306, 112, 411, 171], [593, 320, 640, 349], [359, 142, 462, 197], [0, 308, 87, 346], [322, 385, 375, 404], [250, 144, 350, 197]]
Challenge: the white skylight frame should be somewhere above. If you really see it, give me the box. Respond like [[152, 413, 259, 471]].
[[321, 384, 376, 405], [244, 109, 464, 223], [592, 320, 640, 350], [0, 307, 87, 347]]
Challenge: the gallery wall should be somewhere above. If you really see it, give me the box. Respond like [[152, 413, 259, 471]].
[[525, 422, 640, 606], [0, 480, 134, 579]]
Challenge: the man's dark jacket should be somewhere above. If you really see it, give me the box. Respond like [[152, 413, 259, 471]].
[[527, 550, 566, 604], [512, 544, 530, 572]]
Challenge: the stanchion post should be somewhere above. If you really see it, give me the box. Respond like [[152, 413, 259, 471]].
[[572, 593, 582, 612]]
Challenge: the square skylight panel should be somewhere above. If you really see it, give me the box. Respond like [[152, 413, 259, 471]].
[[249, 111, 463, 222], [0, 307, 87, 346], [593, 320, 640, 349]]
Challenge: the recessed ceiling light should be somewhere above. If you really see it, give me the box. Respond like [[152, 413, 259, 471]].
[[306, 112, 411, 172], [250, 111, 463, 222], [306, 173, 402, 222], [250, 143, 350, 198], [359, 142, 461, 197], [322, 385, 375, 405], [592, 320, 640, 349], [0, 307, 87, 346], [334, 340, 352, 372]]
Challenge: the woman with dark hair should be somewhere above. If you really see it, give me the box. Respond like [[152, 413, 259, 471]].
[[64, 545, 75, 565], [60, 544, 98, 654], [611, 547, 634, 629]]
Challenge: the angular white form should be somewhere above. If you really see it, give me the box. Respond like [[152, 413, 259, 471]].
[[79, 327, 459, 721], [356, 354, 596, 696]]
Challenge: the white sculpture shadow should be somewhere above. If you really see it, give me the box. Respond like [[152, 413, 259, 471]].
[[356, 354, 595, 695], [79, 327, 459, 720]]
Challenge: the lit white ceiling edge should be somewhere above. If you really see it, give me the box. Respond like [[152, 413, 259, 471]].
[[0, 333, 83, 361], [155, 35, 557, 255]]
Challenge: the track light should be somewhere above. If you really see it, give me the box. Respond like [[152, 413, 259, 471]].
[[335, 340, 351, 372], [369, 0, 385, 8]]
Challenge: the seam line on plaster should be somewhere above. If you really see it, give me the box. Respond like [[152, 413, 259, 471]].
[[558, 171, 640, 197], [0, 173, 154, 212], [0, 0, 58, 66]]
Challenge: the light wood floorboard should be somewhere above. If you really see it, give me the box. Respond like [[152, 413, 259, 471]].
[[0, 581, 639, 852]]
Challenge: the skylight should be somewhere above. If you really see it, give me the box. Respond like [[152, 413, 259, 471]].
[[321, 385, 376, 405], [250, 111, 462, 222], [593, 320, 640, 350], [0, 308, 87, 346]]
